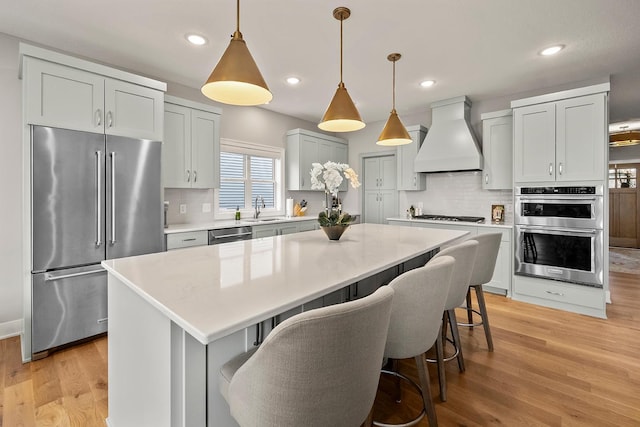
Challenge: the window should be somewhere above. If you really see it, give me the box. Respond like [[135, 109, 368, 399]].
[[216, 139, 284, 216], [609, 165, 638, 189]]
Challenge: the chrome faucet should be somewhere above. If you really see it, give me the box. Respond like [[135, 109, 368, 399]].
[[254, 195, 265, 219]]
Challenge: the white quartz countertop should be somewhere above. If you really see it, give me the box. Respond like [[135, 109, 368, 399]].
[[103, 223, 467, 345], [387, 217, 513, 229], [164, 215, 317, 234]]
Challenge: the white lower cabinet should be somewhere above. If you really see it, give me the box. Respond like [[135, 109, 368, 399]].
[[165, 231, 208, 250], [387, 219, 512, 296]]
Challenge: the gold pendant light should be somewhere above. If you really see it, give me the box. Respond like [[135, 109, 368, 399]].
[[201, 0, 272, 106], [377, 53, 412, 146], [318, 7, 365, 132]]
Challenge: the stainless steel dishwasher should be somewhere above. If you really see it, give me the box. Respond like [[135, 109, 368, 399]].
[[208, 226, 253, 244]]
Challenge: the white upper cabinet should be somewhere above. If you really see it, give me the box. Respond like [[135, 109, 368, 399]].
[[23, 53, 164, 141], [481, 110, 512, 190], [397, 125, 427, 191], [163, 96, 221, 189], [512, 84, 608, 184], [286, 128, 348, 191]]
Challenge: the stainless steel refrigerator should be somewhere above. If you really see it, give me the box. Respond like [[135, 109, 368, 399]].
[[31, 125, 163, 357]]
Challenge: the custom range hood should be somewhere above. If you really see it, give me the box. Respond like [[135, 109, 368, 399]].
[[414, 96, 483, 172]]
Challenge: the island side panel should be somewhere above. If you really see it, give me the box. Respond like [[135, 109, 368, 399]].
[[107, 273, 172, 427]]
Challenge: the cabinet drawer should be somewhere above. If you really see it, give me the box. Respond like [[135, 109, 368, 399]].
[[166, 231, 208, 250], [514, 277, 604, 309]]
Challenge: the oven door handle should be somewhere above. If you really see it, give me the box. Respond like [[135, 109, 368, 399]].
[[517, 196, 598, 202], [519, 225, 599, 235]]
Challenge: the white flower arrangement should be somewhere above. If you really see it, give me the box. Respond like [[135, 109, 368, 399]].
[[310, 161, 361, 197]]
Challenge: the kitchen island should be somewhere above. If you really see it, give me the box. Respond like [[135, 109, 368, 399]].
[[102, 223, 468, 427]]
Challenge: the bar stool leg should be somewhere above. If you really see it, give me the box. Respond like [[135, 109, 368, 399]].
[[474, 285, 494, 351], [447, 309, 465, 372], [415, 353, 438, 427], [435, 326, 446, 402], [465, 288, 473, 325]]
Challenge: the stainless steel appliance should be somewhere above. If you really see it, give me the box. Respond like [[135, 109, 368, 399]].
[[413, 214, 485, 223], [514, 186, 604, 287], [31, 126, 163, 357], [209, 226, 253, 244]]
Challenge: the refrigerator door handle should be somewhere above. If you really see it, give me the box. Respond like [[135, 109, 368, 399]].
[[44, 268, 105, 282], [110, 151, 117, 244], [96, 150, 102, 246]]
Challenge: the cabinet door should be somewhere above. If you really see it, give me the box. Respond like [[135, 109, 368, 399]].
[[318, 140, 333, 165], [555, 93, 606, 182], [298, 221, 318, 232], [482, 115, 513, 190], [163, 104, 191, 188], [364, 158, 381, 189], [513, 103, 556, 183], [104, 79, 164, 140], [364, 191, 382, 224], [379, 156, 397, 190], [278, 224, 299, 235], [252, 226, 277, 238], [397, 127, 427, 191], [191, 109, 220, 189], [333, 143, 349, 191], [299, 137, 319, 190], [379, 190, 398, 224], [24, 57, 105, 133]]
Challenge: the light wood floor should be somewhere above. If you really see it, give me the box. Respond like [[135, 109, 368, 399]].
[[1, 271, 639, 426]]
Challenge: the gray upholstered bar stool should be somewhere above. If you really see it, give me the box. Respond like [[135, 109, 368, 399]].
[[427, 239, 479, 402], [374, 255, 455, 427], [218, 286, 394, 427], [460, 232, 502, 351]]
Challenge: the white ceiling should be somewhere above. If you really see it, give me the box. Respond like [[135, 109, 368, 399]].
[[2, 0, 640, 125]]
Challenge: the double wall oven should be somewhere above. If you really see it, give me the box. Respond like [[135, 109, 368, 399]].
[[514, 186, 604, 287]]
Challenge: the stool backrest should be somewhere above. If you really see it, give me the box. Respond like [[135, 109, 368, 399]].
[[468, 233, 502, 286], [385, 256, 455, 360], [227, 286, 394, 427], [432, 240, 479, 309]]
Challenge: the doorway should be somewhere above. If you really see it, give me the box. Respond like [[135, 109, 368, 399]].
[[608, 163, 640, 248]]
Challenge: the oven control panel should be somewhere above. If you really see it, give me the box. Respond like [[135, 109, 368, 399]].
[[519, 186, 598, 195]]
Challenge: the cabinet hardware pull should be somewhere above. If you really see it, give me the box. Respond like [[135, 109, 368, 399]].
[[107, 111, 113, 128], [214, 232, 252, 239], [485, 174, 489, 184], [97, 318, 108, 324], [186, 170, 191, 182], [95, 151, 102, 246], [95, 109, 102, 127], [545, 290, 565, 297], [559, 162, 563, 175], [549, 163, 553, 175], [193, 170, 197, 183], [182, 238, 197, 242], [254, 322, 264, 346], [45, 269, 105, 282], [110, 152, 116, 244]]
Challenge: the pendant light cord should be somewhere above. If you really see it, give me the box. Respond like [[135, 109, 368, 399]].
[[236, 0, 240, 32], [339, 15, 343, 84], [392, 59, 396, 111]]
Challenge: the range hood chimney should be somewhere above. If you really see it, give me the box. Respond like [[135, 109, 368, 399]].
[[414, 96, 483, 172]]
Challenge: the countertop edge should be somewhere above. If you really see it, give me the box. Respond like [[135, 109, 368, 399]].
[[386, 217, 514, 229]]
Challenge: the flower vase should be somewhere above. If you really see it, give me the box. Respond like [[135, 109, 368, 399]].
[[321, 224, 349, 241]]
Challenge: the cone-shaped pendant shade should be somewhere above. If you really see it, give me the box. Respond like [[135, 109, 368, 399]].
[[318, 82, 365, 132], [377, 109, 412, 146], [201, 32, 272, 106]]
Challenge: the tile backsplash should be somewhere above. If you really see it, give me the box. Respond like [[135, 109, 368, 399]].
[[399, 171, 514, 223], [164, 188, 215, 225]]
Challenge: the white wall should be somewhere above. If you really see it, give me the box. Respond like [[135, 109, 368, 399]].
[[0, 33, 23, 338]]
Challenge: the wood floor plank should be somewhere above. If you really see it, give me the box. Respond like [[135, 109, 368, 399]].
[[34, 398, 70, 427], [30, 354, 63, 409], [74, 341, 108, 403], [3, 379, 36, 427]]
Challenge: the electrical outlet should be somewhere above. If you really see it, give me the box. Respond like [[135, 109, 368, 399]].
[[179, 204, 187, 214], [202, 203, 211, 213]]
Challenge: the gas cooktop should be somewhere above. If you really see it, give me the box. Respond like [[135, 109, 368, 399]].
[[413, 214, 485, 223]]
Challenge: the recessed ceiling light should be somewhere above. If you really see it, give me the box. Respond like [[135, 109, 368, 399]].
[[540, 45, 564, 56], [286, 77, 301, 85], [420, 80, 436, 88], [186, 34, 207, 46]]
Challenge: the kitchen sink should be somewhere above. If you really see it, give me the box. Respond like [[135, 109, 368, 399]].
[[243, 218, 280, 223]]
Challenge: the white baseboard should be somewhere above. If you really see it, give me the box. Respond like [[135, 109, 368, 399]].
[[0, 319, 23, 340]]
